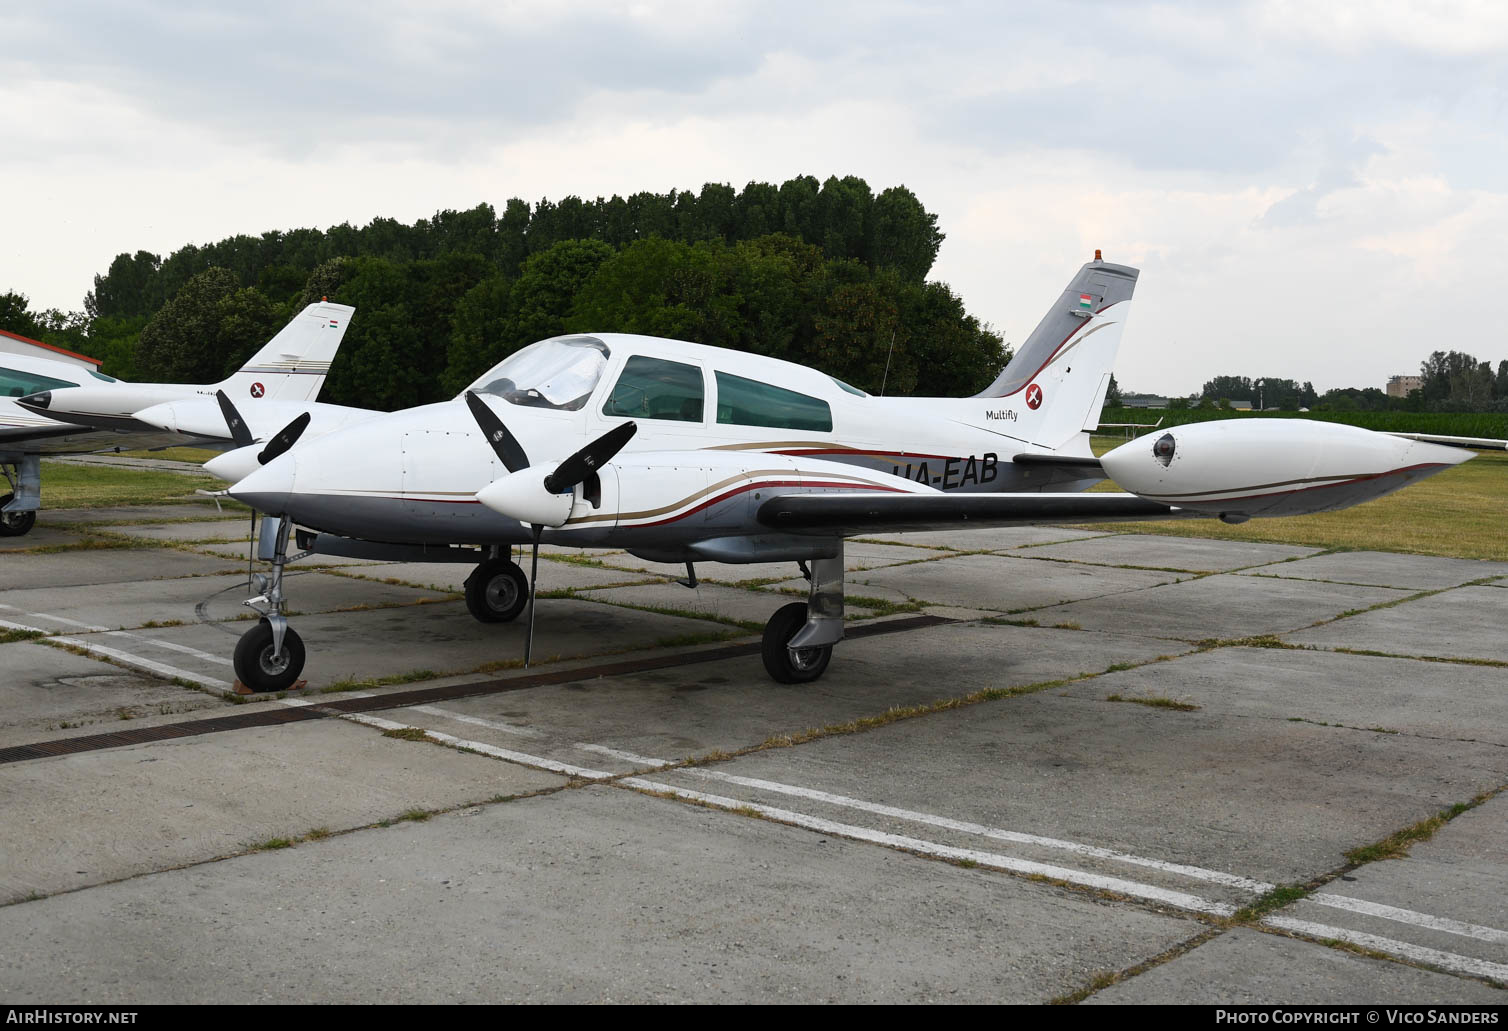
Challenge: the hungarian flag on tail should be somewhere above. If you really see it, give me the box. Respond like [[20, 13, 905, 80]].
[[1078, 293, 1094, 311]]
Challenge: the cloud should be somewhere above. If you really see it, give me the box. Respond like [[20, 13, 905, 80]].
[[2, 0, 1505, 396], [1257, 134, 1386, 227]]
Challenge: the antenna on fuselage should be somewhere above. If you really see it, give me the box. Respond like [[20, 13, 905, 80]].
[[879, 329, 896, 397]]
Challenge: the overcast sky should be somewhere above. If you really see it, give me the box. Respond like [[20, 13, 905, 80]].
[[3, 0, 1505, 394]]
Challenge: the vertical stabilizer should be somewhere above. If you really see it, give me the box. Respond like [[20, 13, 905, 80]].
[[216, 301, 354, 404], [971, 258, 1137, 451]]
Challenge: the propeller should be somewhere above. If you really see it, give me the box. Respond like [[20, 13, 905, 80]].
[[464, 390, 530, 473], [257, 411, 311, 465], [544, 422, 637, 495], [215, 390, 255, 448], [464, 391, 637, 666], [203, 398, 314, 484]]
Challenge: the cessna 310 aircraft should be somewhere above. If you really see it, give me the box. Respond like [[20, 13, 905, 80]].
[[220, 255, 1471, 691], [2, 301, 354, 535]]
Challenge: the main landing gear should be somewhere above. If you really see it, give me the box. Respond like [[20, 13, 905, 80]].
[[1, 457, 41, 538], [464, 552, 528, 623], [760, 546, 845, 684]]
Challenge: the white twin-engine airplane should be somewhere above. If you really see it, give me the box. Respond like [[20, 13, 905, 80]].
[[219, 255, 1470, 691], [2, 301, 355, 536]]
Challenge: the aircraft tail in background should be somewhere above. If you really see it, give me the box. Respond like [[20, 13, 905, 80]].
[[216, 301, 354, 404]]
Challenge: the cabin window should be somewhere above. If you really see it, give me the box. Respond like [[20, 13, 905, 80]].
[[715, 371, 833, 432], [602, 356, 705, 422], [0, 367, 79, 398]]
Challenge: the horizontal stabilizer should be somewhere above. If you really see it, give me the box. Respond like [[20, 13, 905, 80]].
[[1011, 453, 1104, 472]]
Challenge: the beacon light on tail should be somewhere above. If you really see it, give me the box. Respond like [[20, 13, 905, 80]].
[[1100, 419, 1472, 522]]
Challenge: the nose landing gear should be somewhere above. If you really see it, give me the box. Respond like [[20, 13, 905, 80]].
[[232, 515, 308, 692]]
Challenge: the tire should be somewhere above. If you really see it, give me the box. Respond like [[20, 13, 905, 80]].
[[761, 601, 832, 684], [465, 558, 528, 623], [0, 495, 36, 538], [233, 620, 306, 693]]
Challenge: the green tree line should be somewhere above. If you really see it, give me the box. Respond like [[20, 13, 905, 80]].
[[2, 175, 1011, 408]]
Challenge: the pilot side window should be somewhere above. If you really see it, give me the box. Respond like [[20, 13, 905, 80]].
[[715, 371, 833, 432], [0, 367, 79, 398], [602, 356, 705, 422]]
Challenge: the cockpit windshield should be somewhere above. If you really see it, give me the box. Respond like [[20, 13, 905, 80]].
[[466, 335, 611, 411]]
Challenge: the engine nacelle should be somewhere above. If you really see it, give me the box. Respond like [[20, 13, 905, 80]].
[[1100, 419, 1470, 520]]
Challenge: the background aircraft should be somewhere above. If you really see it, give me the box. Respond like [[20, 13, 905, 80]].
[[2, 301, 353, 536], [219, 256, 1470, 692]]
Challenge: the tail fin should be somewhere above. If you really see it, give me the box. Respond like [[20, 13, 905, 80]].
[[972, 256, 1138, 451], [216, 301, 354, 404]]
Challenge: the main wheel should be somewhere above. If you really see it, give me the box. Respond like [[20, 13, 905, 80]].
[[465, 557, 528, 623], [233, 620, 306, 693], [761, 601, 832, 684], [0, 495, 36, 537]]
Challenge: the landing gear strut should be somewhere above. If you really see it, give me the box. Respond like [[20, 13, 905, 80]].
[[464, 552, 528, 623], [761, 544, 844, 684], [233, 515, 308, 692], [1, 457, 41, 538]]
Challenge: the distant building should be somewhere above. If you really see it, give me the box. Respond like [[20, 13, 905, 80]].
[[1122, 396, 1169, 408], [1386, 375, 1421, 398], [1228, 400, 1253, 411], [0, 328, 101, 372]]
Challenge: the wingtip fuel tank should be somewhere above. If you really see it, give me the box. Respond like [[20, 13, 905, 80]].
[[1101, 419, 1472, 521]]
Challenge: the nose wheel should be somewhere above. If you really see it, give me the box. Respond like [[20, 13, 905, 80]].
[[233, 619, 306, 692], [464, 556, 528, 623]]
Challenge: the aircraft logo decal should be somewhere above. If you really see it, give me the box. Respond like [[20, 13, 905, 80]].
[[1025, 383, 1043, 410], [249, 382, 265, 398]]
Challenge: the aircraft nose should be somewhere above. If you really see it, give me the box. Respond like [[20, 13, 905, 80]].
[[17, 391, 50, 412], [228, 453, 297, 515]]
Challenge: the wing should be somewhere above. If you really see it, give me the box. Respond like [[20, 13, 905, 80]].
[[1384, 431, 1506, 452], [756, 490, 1199, 536]]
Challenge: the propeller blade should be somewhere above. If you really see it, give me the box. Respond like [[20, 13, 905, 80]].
[[525, 524, 542, 667], [257, 412, 311, 466], [215, 390, 255, 448], [465, 391, 530, 473], [543, 422, 637, 495]]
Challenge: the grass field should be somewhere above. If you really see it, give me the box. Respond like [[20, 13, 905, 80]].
[[114, 447, 223, 463], [40, 461, 222, 508], [1087, 436, 1508, 562]]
